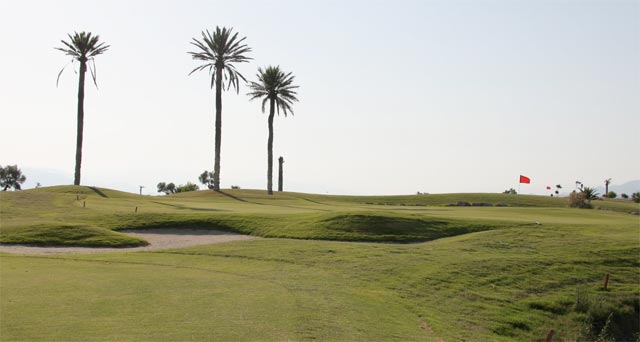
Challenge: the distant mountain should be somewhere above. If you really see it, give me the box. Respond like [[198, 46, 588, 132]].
[[595, 180, 640, 197]]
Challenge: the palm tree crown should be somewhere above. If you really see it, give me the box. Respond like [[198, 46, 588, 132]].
[[247, 66, 299, 115], [189, 27, 252, 92], [56, 31, 109, 86]]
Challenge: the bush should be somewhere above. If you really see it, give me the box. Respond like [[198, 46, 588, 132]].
[[568, 191, 592, 209], [503, 188, 517, 194], [620, 193, 628, 199], [606, 191, 617, 199], [231, 185, 241, 190], [175, 182, 199, 193], [632, 192, 640, 204]]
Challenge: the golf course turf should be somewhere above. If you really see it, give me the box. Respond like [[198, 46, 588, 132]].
[[1, 186, 638, 341]]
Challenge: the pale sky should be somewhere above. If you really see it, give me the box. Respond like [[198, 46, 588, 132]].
[[1, 0, 638, 195]]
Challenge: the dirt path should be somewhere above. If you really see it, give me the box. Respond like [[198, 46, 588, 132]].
[[0, 229, 259, 255]]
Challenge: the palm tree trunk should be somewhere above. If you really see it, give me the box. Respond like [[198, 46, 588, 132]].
[[213, 66, 223, 191], [74, 61, 87, 186], [267, 98, 275, 195], [278, 156, 284, 192]]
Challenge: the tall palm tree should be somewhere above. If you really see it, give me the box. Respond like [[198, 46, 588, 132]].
[[189, 27, 251, 191], [56, 31, 109, 186], [247, 66, 299, 195]]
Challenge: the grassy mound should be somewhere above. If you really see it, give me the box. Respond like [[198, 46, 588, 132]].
[[0, 224, 146, 247]]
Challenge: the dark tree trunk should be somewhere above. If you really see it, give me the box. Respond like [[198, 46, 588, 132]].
[[213, 66, 223, 191], [278, 156, 284, 192], [267, 98, 275, 195], [74, 60, 87, 186]]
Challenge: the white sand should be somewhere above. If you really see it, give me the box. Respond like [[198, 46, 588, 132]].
[[0, 229, 258, 255]]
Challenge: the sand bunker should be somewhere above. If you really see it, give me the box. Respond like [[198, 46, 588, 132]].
[[0, 229, 258, 255]]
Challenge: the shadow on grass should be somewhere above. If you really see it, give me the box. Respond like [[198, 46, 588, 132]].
[[88, 187, 108, 198], [151, 201, 224, 212]]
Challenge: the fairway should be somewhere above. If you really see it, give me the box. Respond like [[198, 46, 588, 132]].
[[1, 187, 639, 341]]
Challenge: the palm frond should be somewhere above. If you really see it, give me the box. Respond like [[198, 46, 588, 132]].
[[188, 26, 252, 91], [55, 31, 109, 88], [247, 65, 300, 116]]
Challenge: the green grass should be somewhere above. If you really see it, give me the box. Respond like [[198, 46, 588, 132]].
[[1, 186, 639, 341], [2, 186, 637, 247]]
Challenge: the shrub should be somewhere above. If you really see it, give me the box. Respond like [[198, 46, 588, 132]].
[[503, 188, 517, 194], [632, 192, 640, 204], [606, 191, 617, 199], [568, 191, 592, 209], [175, 182, 199, 193], [457, 201, 471, 207], [231, 185, 241, 190], [620, 193, 628, 199]]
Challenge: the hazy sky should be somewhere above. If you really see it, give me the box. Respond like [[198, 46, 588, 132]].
[[1, 0, 638, 195]]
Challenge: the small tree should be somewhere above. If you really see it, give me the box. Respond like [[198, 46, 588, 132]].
[[0, 165, 27, 191], [606, 191, 617, 199], [632, 192, 640, 204], [621, 193, 629, 199], [157, 182, 176, 195], [503, 188, 517, 194], [198, 170, 215, 189]]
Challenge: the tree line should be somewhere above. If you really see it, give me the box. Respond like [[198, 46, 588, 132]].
[[56, 27, 298, 196]]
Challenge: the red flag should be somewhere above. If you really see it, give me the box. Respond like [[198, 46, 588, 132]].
[[546, 186, 551, 190], [519, 175, 531, 184]]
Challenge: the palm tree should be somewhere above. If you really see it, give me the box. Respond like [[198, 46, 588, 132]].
[[247, 66, 299, 195], [604, 178, 612, 198], [56, 31, 109, 186], [189, 27, 252, 191], [580, 187, 600, 200]]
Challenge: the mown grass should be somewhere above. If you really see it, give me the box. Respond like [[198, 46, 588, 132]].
[[1, 222, 638, 341], [1, 186, 638, 341], [2, 186, 637, 247]]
